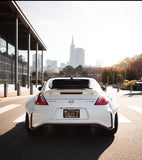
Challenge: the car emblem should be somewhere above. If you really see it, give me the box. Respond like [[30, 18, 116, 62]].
[[68, 100, 74, 104]]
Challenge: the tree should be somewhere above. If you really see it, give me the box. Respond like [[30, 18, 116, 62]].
[[59, 70, 65, 77], [32, 71, 36, 77], [59, 65, 89, 77], [63, 65, 75, 77], [130, 61, 142, 79], [75, 65, 83, 75], [81, 70, 88, 77], [113, 54, 142, 80], [126, 69, 137, 80], [101, 68, 113, 84]]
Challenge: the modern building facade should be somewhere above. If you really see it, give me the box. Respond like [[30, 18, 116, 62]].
[[45, 59, 58, 72], [0, 38, 27, 84], [69, 37, 85, 67], [75, 48, 85, 67], [96, 59, 104, 67], [0, 1, 47, 88]]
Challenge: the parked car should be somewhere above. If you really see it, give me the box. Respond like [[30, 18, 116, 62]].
[[25, 77, 118, 135], [121, 80, 136, 90], [133, 82, 142, 91]]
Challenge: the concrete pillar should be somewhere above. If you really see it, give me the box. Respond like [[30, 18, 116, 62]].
[[41, 50, 44, 83], [30, 83, 33, 95], [112, 70, 114, 88], [6, 41, 8, 54], [36, 43, 38, 87], [117, 83, 120, 92], [130, 83, 133, 92], [17, 83, 21, 96], [105, 83, 107, 92], [4, 83, 8, 97], [15, 16, 18, 90], [27, 33, 31, 88], [6, 41, 9, 83]]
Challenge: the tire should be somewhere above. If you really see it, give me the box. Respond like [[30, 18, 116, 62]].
[[25, 113, 34, 135], [108, 113, 118, 135], [102, 113, 118, 135]]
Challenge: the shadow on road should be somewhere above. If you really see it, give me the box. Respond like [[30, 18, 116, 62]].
[[0, 122, 115, 160], [124, 91, 142, 97]]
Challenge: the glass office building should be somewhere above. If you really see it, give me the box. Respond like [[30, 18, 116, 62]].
[[0, 1, 47, 88], [0, 37, 27, 84]]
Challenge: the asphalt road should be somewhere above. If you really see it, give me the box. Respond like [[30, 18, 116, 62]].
[[0, 87, 142, 160]]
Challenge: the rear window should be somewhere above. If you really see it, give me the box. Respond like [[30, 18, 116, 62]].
[[50, 79, 90, 89]]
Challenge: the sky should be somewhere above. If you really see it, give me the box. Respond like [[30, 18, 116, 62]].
[[17, 1, 142, 67]]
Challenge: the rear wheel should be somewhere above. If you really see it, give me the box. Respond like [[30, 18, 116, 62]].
[[104, 113, 118, 135], [108, 113, 118, 135], [25, 113, 34, 135]]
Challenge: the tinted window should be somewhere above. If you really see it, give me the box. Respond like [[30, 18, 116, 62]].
[[50, 79, 90, 89]]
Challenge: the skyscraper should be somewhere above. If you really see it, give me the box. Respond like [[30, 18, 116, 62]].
[[76, 48, 85, 67], [69, 36, 76, 67], [69, 37, 85, 67], [96, 59, 103, 67], [46, 59, 57, 71], [32, 53, 42, 72]]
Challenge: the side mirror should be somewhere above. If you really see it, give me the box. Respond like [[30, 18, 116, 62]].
[[38, 86, 42, 91]]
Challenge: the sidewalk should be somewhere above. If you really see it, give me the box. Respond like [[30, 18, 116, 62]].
[[0, 84, 40, 98], [106, 86, 142, 98]]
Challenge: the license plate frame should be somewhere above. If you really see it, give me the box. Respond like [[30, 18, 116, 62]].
[[63, 109, 80, 118]]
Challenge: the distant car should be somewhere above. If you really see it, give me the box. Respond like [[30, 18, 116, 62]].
[[25, 77, 118, 135], [133, 82, 142, 91]]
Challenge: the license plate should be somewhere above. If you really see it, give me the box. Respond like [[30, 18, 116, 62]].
[[63, 109, 80, 118]]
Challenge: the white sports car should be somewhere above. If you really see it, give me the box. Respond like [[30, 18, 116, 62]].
[[25, 77, 118, 135]]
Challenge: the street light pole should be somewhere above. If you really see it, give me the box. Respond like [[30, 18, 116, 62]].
[[125, 69, 126, 80], [113, 70, 114, 88], [117, 73, 118, 85]]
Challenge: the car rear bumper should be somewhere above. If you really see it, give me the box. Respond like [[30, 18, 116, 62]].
[[27, 110, 115, 130]]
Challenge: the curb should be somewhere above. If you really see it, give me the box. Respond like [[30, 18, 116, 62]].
[[0, 92, 39, 98]]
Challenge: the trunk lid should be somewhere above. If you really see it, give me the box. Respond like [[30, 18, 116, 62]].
[[43, 89, 99, 100]]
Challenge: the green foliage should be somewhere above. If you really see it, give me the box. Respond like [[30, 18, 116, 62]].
[[44, 71, 49, 80], [130, 61, 142, 79], [63, 65, 76, 76], [101, 67, 125, 84], [113, 53, 142, 81], [101, 68, 113, 84], [126, 69, 137, 80], [59, 65, 89, 77], [59, 70, 65, 77]]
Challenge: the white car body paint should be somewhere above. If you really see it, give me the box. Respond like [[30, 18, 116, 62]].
[[25, 77, 118, 130]]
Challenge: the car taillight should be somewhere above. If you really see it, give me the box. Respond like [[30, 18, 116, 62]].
[[95, 95, 108, 105], [35, 93, 48, 105]]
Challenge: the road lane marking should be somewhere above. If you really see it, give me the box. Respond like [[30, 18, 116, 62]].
[[13, 114, 25, 123], [0, 104, 21, 114], [118, 113, 132, 123], [125, 105, 142, 114]]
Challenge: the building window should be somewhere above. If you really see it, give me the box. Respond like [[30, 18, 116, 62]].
[[0, 37, 6, 53], [8, 43, 15, 57], [0, 37, 27, 84]]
